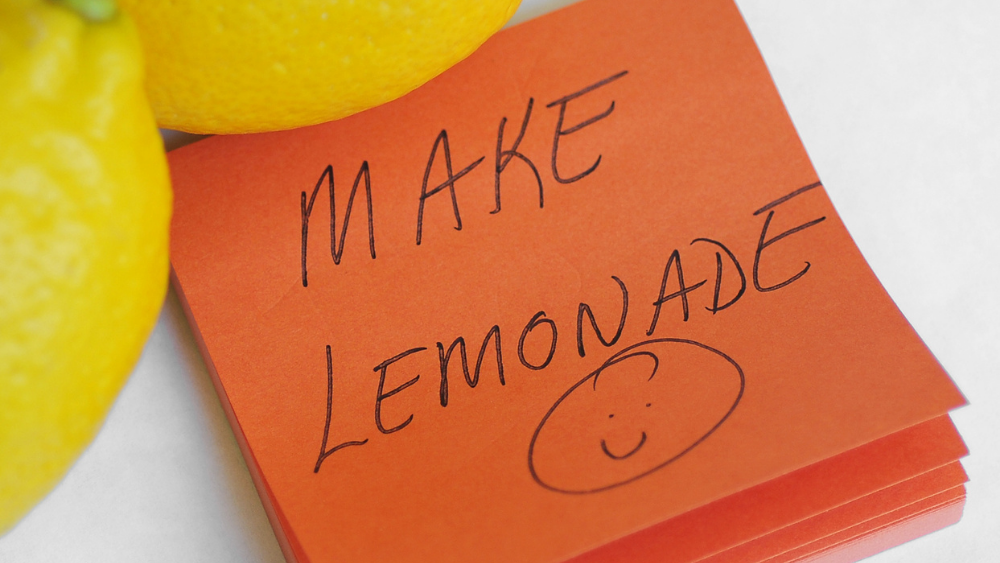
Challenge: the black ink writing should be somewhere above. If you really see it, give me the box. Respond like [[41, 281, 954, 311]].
[[373, 347, 426, 434], [577, 276, 629, 357], [690, 238, 746, 313], [546, 70, 628, 184], [314, 345, 368, 473], [301, 71, 631, 288], [753, 182, 827, 292], [437, 325, 505, 407], [416, 130, 486, 245], [300, 162, 377, 287], [494, 98, 544, 213], [528, 338, 745, 494], [647, 250, 707, 335], [518, 311, 558, 370]]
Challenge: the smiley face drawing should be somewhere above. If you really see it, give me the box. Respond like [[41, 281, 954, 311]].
[[528, 338, 745, 494]]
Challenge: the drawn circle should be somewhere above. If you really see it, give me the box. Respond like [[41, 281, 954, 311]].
[[527, 338, 745, 494]]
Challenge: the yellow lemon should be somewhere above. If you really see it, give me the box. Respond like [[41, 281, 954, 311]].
[[0, 0, 171, 533], [119, 0, 521, 134]]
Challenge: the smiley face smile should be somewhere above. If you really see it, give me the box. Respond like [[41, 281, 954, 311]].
[[601, 431, 647, 460]]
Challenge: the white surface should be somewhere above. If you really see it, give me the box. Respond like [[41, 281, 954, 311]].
[[2, 0, 997, 561]]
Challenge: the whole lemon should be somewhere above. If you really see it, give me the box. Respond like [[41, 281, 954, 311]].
[[0, 0, 171, 533], [119, 0, 521, 134]]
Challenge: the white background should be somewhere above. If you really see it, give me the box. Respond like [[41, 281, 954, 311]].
[[2, 0, 997, 561]]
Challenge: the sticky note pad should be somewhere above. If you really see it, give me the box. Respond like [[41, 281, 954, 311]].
[[167, 0, 969, 561]]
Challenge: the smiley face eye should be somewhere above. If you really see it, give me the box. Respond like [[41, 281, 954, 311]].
[[646, 403, 651, 407], [608, 413, 615, 419]]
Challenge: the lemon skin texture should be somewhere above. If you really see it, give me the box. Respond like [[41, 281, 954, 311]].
[[0, 0, 171, 534], [119, 0, 522, 134]]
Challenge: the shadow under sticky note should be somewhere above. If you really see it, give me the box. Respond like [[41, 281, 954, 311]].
[[166, 0, 969, 561]]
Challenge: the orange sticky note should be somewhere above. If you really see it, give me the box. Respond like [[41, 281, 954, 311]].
[[167, 0, 968, 561]]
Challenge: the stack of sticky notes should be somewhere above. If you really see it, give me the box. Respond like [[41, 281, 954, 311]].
[[166, 0, 968, 561]]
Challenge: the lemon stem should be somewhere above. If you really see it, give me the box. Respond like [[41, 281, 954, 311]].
[[53, 0, 118, 22]]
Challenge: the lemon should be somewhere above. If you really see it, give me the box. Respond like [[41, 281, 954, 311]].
[[0, 0, 171, 533], [119, 0, 521, 134]]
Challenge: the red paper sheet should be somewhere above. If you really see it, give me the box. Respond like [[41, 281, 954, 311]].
[[704, 462, 966, 563], [773, 489, 966, 563]]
